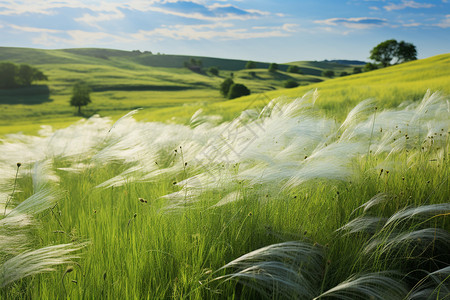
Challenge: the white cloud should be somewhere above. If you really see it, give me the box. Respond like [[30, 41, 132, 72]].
[[402, 22, 422, 27], [9, 24, 62, 33], [31, 30, 131, 47], [383, 0, 434, 11], [436, 14, 450, 28], [315, 17, 388, 29], [0, 0, 128, 16], [74, 10, 125, 29], [131, 22, 292, 41]]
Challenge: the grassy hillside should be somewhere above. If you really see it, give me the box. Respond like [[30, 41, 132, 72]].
[[184, 53, 450, 122], [0, 47, 359, 135], [0, 48, 448, 135]]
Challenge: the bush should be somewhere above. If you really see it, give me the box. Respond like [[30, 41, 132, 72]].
[[287, 65, 300, 74], [340, 71, 349, 77], [245, 61, 256, 69], [284, 80, 299, 88], [322, 70, 335, 78], [228, 83, 250, 99], [353, 67, 362, 74], [220, 78, 234, 97], [364, 63, 378, 72], [208, 66, 219, 76], [0, 62, 47, 89], [268, 63, 278, 73]]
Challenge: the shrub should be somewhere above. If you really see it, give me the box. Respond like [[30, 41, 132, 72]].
[[284, 79, 299, 88], [208, 66, 219, 76], [364, 63, 378, 72], [245, 61, 256, 69], [340, 71, 349, 77], [287, 65, 301, 74], [220, 78, 234, 97], [322, 70, 335, 78], [353, 67, 362, 74], [268, 63, 278, 73], [228, 83, 250, 99]]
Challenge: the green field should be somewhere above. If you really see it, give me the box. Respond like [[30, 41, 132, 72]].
[[1, 49, 449, 299], [0, 47, 361, 136]]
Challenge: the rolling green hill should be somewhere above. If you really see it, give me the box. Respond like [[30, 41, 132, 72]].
[[0, 47, 448, 137], [0, 47, 361, 135]]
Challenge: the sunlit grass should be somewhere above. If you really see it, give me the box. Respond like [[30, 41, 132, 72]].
[[1, 90, 448, 299]]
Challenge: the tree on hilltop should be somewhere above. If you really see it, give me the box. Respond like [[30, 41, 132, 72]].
[[245, 61, 256, 69], [268, 63, 278, 73], [370, 39, 417, 67]]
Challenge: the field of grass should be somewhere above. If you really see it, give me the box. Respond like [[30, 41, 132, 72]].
[[0, 87, 449, 298], [0, 47, 359, 136], [0, 49, 449, 299]]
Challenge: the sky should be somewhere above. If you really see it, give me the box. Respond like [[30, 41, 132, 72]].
[[0, 0, 449, 63]]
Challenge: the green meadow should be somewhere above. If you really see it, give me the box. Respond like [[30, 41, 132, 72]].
[[0, 47, 358, 136], [0, 48, 449, 299]]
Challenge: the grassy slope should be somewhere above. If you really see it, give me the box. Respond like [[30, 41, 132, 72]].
[[187, 53, 450, 122], [0, 47, 357, 136]]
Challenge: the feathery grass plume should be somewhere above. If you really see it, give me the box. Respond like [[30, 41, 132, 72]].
[[0, 234, 28, 254], [337, 216, 387, 236], [189, 108, 222, 128], [314, 271, 408, 300], [211, 191, 242, 207], [352, 193, 391, 214], [383, 203, 450, 228], [214, 241, 324, 299], [32, 160, 59, 191], [407, 265, 450, 299], [363, 228, 450, 256], [0, 243, 85, 287], [108, 108, 142, 133], [338, 98, 376, 135], [7, 188, 63, 217]]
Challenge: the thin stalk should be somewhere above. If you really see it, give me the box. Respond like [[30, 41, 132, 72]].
[[4, 163, 21, 216]]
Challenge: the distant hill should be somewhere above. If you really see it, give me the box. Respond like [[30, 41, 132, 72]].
[[326, 60, 367, 65], [0, 47, 359, 72]]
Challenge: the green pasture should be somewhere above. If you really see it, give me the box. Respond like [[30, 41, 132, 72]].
[[0, 47, 360, 136]]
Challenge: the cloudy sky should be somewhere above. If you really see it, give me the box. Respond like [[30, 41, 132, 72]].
[[1, 0, 449, 62]]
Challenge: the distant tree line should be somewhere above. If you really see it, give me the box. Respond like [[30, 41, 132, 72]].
[[0, 62, 48, 89]]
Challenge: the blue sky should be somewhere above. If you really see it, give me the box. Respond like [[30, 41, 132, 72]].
[[0, 0, 449, 63]]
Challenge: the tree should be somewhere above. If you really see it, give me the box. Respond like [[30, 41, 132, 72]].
[[370, 39, 417, 67], [268, 63, 278, 73], [70, 82, 91, 114], [0, 62, 47, 89], [340, 71, 349, 77], [208, 66, 219, 76], [364, 62, 378, 72], [396, 41, 417, 63], [0, 62, 18, 89], [220, 78, 234, 97], [353, 67, 362, 74], [287, 65, 300, 74], [245, 61, 256, 69], [284, 79, 299, 88], [228, 83, 250, 99], [322, 70, 334, 78]]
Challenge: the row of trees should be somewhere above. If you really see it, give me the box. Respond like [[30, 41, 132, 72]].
[[0, 62, 48, 89]]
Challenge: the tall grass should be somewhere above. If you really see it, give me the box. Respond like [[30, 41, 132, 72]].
[[0, 90, 448, 299]]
